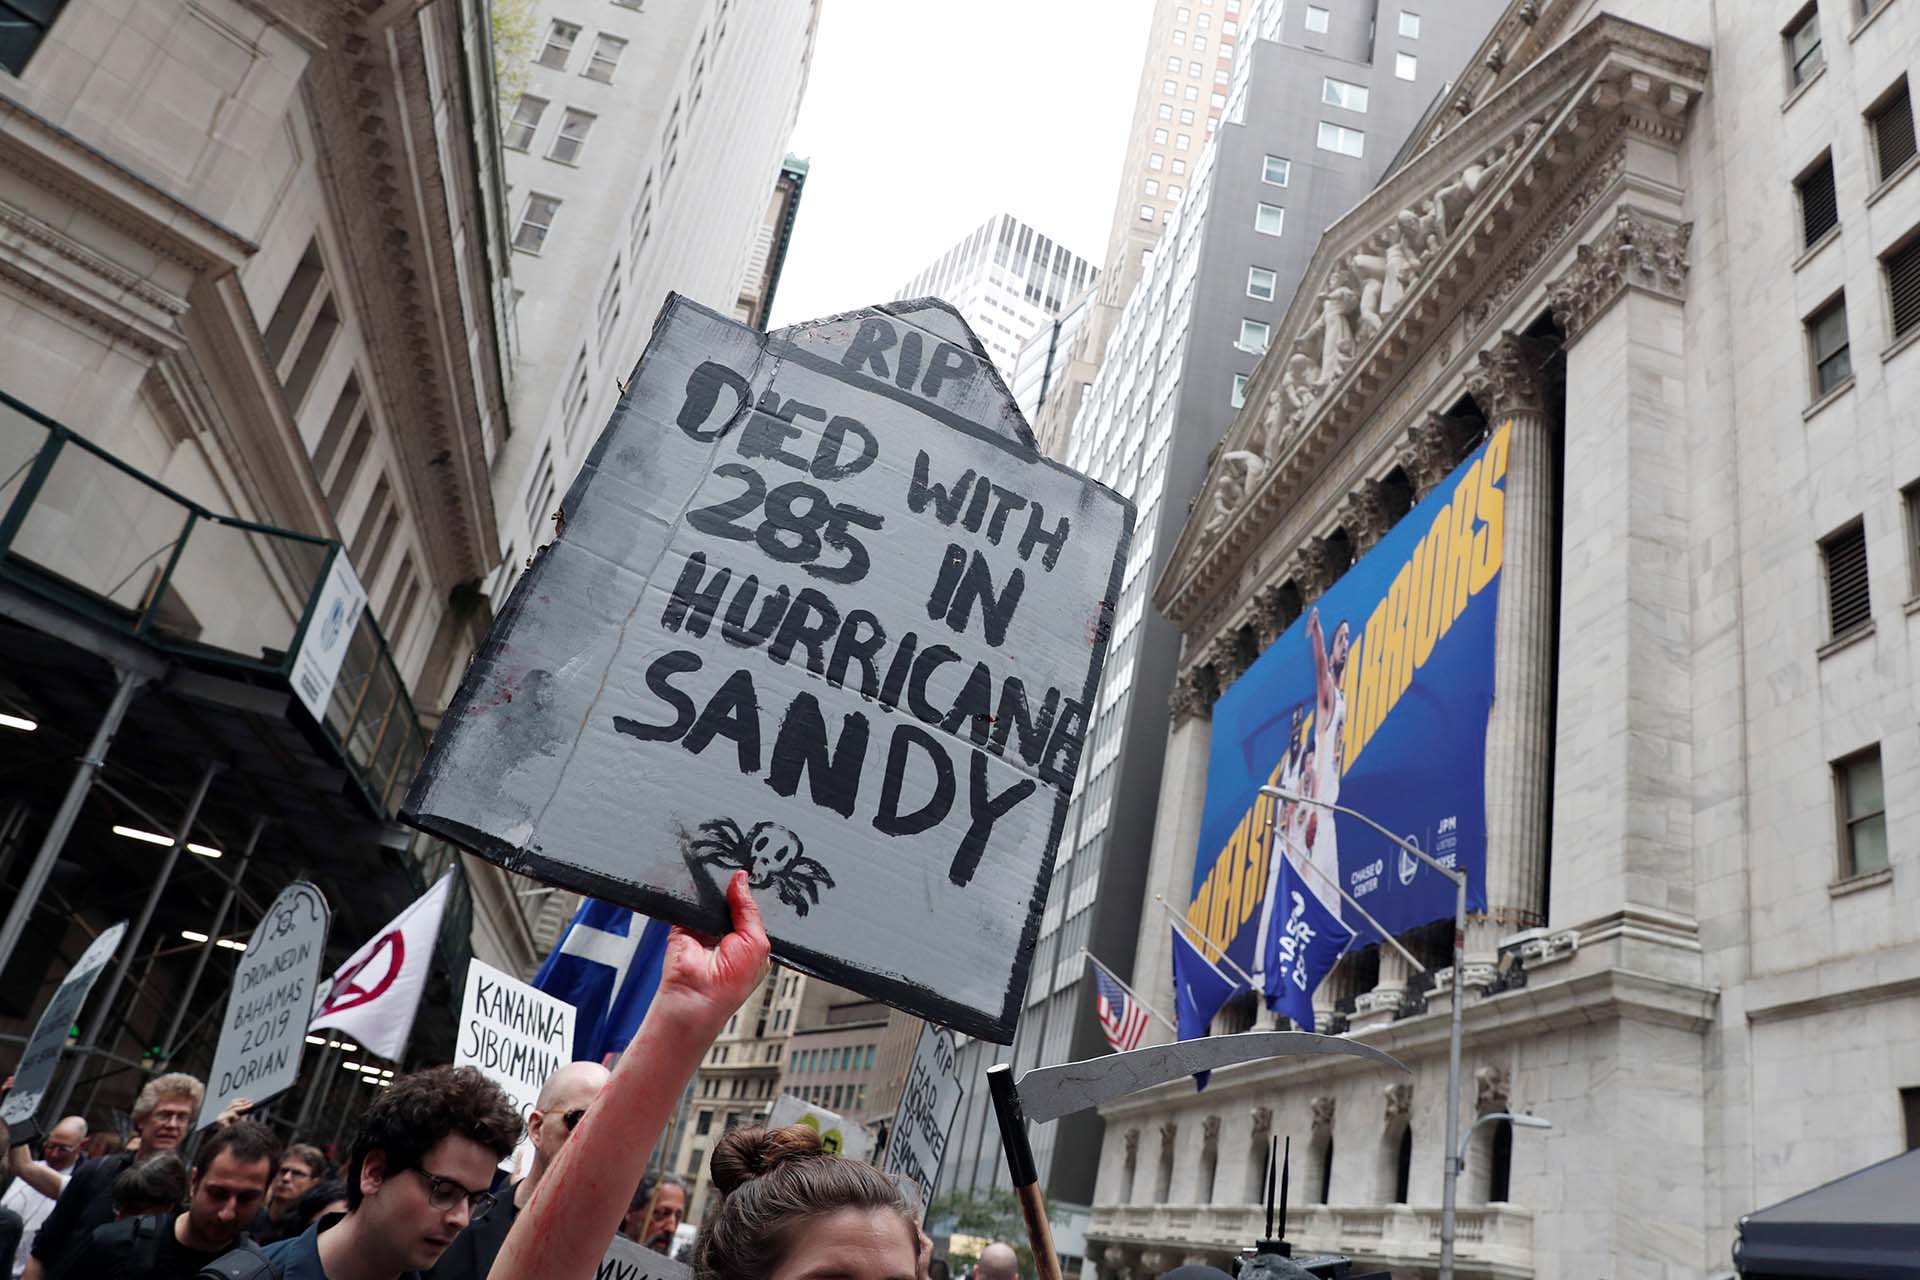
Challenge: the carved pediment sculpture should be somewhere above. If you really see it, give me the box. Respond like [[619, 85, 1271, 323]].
[[1310, 1095, 1336, 1131], [1251, 1104, 1275, 1135], [1475, 1064, 1512, 1115], [1384, 1082, 1413, 1122], [1201, 1114, 1222, 1150], [1189, 118, 1547, 553]]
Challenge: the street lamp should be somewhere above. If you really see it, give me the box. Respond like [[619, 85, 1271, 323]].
[[1258, 785, 1471, 1280], [1459, 1111, 1552, 1171]]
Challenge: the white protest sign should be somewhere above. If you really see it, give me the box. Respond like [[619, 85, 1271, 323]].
[[766, 1092, 873, 1162], [882, 1023, 964, 1215], [453, 957, 576, 1171], [198, 883, 331, 1130], [405, 298, 1133, 1042], [290, 551, 368, 720], [2, 921, 126, 1126], [598, 1233, 693, 1280]]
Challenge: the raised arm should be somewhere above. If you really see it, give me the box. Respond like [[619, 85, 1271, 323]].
[[6, 1141, 67, 1198], [489, 872, 770, 1280], [1308, 607, 1333, 719]]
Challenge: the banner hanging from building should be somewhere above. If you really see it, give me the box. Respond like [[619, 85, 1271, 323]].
[[1185, 424, 1508, 984]]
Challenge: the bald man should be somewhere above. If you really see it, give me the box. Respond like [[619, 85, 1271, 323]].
[[974, 1240, 1021, 1280], [4, 1117, 87, 1279], [423, 1060, 610, 1280]]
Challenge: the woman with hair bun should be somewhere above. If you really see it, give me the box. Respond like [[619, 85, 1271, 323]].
[[694, 1125, 921, 1280]]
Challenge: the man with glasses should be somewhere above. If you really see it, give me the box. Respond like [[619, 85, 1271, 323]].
[[24, 1071, 204, 1280], [3, 1114, 86, 1277], [423, 1060, 609, 1280], [250, 1066, 518, 1280], [254, 1144, 327, 1244]]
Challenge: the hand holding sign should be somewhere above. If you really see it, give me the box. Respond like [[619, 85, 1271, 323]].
[[656, 870, 770, 1034]]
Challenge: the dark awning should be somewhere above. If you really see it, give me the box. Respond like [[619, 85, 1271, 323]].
[[1734, 1148, 1920, 1279]]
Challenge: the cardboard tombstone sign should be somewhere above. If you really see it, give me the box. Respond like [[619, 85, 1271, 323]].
[[405, 297, 1132, 1041], [1, 921, 126, 1126], [198, 882, 331, 1130], [882, 1023, 964, 1218]]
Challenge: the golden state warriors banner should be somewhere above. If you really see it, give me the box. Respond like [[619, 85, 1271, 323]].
[[1184, 424, 1509, 996]]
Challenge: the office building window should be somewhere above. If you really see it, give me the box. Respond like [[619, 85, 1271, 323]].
[[1177, 4, 1190, 18], [1215, 68, 1230, 85], [1138, 204, 1155, 221], [1868, 79, 1915, 183], [513, 193, 562, 253], [548, 108, 595, 164], [1304, 5, 1330, 33], [1399, 10, 1420, 37], [1172, 158, 1186, 175], [1149, 153, 1165, 170], [1163, 208, 1175, 224], [1902, 481, 1920, 598], [1160, 103, 1174, 119], [1247, 266, 1276, 300], [1318, 121, 1365, 157], [1255, 203, 1284, 236], [1173, 28, 1186, 44], [1176, 133, 1191, 150], [1144, 178, 1160, 196], [1189, 60, 1203, 77], [1185, 84, 1200, 101], [1166, 184, 1183, 200], [1834, 747, 1887, 877], [1784, 5, 1822, 88], [1231, 374, 1248, 408], [0, 0, 67, 73], [1196, 11, 1210, 27], [1806, 294, 1852, 397], [504, 95, 547, 151], [1323, 77, 1370, 112], [1154, 127, 1168, 143], [1886, 233, 1920, 341], [1192, 35, 1206, 51], [537, 20, 579, 69], [586, 32, 627, 81], [1796, 153, 1838, 247], [1263, 154, 1290, 186], [1211, 91, 1226, 107], [1181, 107, 1196, 124], [1238, 319, 1270, 352], [1164, 78, 1177, 96], [1167, 55, 1182, 70], [1396, 52, 1418, 80], [1821, 519, 1871, 639]]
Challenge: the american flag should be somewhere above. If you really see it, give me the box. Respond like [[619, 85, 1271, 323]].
[[1093, 966, 1150, 1053]]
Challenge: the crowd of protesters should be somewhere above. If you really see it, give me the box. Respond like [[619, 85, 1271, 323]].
[[0, 874, 1001, 1280]]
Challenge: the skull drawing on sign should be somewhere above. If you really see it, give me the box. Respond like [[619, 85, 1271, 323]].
[[688, 817, 836, 916]]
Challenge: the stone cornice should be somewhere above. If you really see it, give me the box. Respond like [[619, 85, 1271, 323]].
[[0, 93, 256, 272], [1153, 14, 1708, 634], [0, 200, 189, 353], [1096, 964, 1720, 1123], [301, 5, 503, 586]]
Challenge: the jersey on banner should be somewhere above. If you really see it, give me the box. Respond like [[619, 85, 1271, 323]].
[[404, 297, 1132, 1042], [1186, 424, 1509, 977]]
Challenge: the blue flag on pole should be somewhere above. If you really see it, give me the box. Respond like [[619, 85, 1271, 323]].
[[1170, 925, 1243, 1090], [533, 899, 672, 1064], [1260, 854, 1354, 1033]]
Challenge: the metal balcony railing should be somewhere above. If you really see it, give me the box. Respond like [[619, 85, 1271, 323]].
[[0, 389, 427, 818]]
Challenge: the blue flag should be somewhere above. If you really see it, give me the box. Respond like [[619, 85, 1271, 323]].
[[1170, 925, 1243, 1090], [533, 899, 672, 1063], [1261, 855, 1354, 1032]]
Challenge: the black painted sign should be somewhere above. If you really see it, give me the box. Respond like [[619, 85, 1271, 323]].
[[405, 298, 1131, 1041]]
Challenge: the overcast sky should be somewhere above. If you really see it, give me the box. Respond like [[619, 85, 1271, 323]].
[[769, 0, 1155, 329]]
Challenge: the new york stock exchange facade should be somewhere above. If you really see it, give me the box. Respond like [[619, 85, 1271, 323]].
[[1086, 2, 1920, 1277]]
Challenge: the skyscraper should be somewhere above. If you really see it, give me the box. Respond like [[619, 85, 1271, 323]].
[[487, 0, 820, 606], [893, 213, 1097, 379], [937, 0, 1504, 1227]]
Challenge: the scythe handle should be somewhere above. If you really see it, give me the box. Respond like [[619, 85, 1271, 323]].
[[987, 1064, 1062, 1280]]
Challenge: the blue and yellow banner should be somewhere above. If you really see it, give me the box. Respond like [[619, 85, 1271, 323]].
[[1184, 423, 1508, 987]]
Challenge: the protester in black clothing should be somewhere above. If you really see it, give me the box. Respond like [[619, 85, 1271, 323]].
[[252, 1144, 327, 1244], [291, 1182, 349, 1232], [421, 1059, 609, 1280], [64, 1122, 276, 1279], [25, 1072, 203, 1280], [111, 1155, 191, 1220]]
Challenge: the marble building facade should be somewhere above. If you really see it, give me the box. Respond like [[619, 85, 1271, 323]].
[[1088, 1, 1920, 1277]]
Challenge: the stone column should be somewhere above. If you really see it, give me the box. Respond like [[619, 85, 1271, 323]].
[[1131, 664, 1215, 1043], [1351, 945, 1413, 1029], [1462, 330, 1557, 972], [1340, 479, 1394, 556]]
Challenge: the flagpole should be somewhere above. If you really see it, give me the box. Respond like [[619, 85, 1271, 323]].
[[1149, 896, 1257, 989], [1079, 950, 1176, 1034]]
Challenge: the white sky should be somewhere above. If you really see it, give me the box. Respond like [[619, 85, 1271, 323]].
[[769, 0, 1156, 329]]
